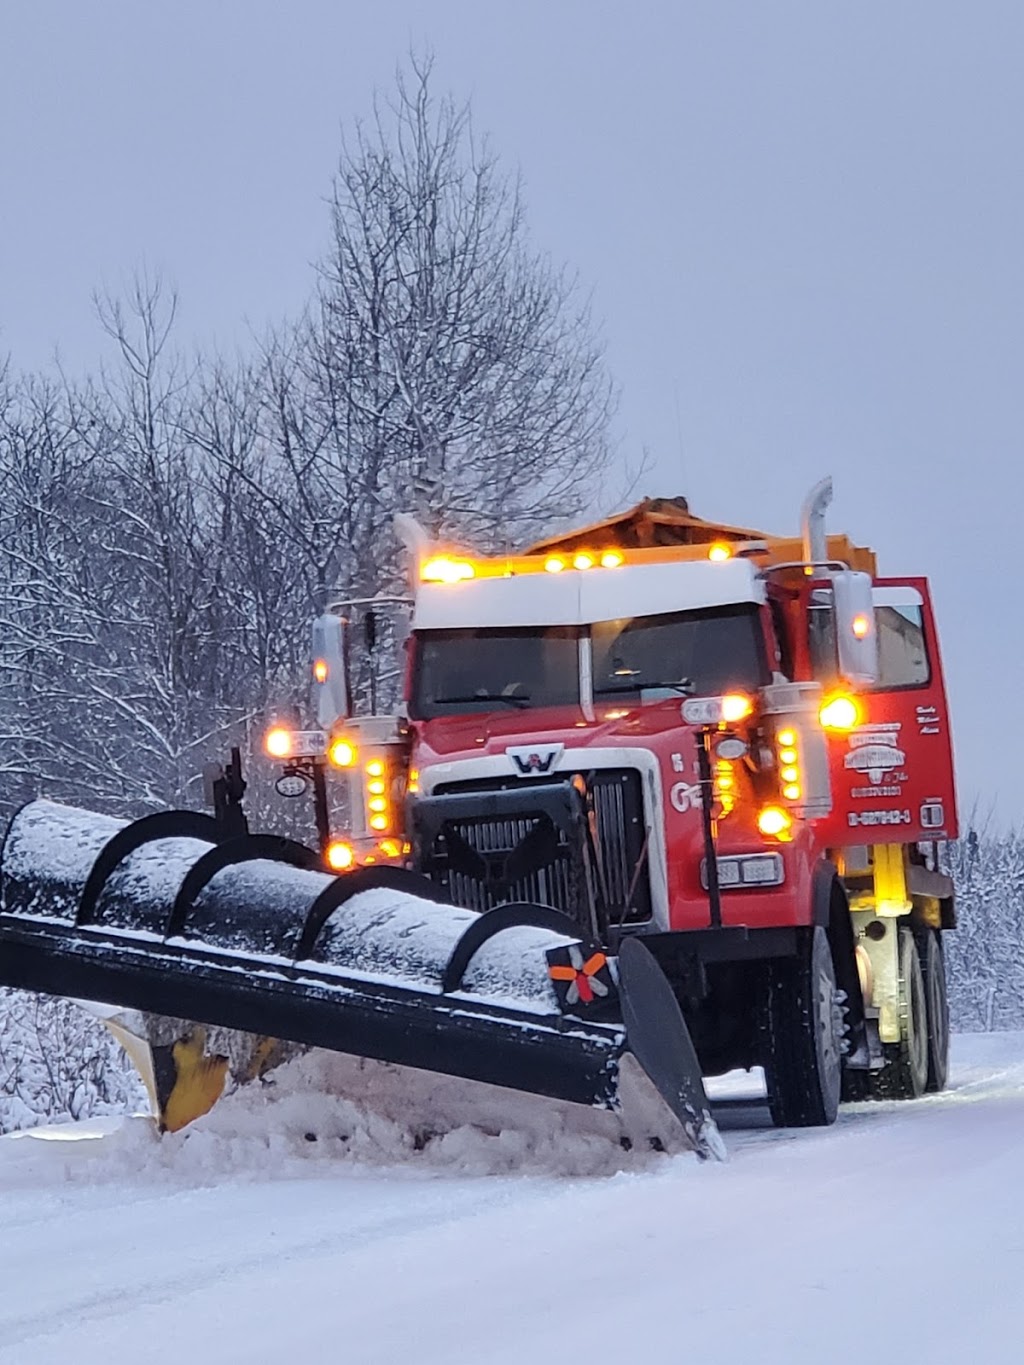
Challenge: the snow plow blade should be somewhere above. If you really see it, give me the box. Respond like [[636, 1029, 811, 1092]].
[[0, 800, 723, 1160]]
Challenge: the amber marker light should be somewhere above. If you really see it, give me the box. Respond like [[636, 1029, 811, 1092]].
[[708, 542, 733, 562], [758, 806, 793, 838], [313, 659, 328, 684], [369, 814, 388, 831], [819, 695, 861, 732], [265, 727, 292, 759], [325, 840, 354, 871], [328, 738, 357, 768], [720, 693, 754, 724], [600, 550, 624, 568], [573, 552, 595, 570], [365, 759, 385, 778], [777, 728, 797, 749], [544, 557, 566, 573], [852, 614, 871, 639], [421, 556, 474, 584]]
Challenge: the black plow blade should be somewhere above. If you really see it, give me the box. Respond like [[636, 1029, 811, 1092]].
[[0, 800, 724, 1159]]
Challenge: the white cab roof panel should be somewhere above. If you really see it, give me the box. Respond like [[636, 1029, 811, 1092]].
[[413, 557, 765, 630]]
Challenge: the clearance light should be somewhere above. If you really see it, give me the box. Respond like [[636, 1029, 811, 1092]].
[[600, 550, 624, 568], [714, 759, 737, 817], [775, 725, 803, 805], [366, 759, 385, 778], [313, 659, 328, 684], [545, 557, 566, 573], [720, 693, 754, 724], [368, 797, 387, 814], [421, 556, 475, 584], [326, 840, 354, 871], [852, 614, 871, 639], [819, 694, 861, 732], [407, 769, 420, 794], [328, 739, 357, 768], [573, 552, 595, 570], [367, 779, 386, 795], [369, 814, 388, 832], [265, 727, 292, 759], [758, 806, 792, 839], [708, 542, 733, 563]]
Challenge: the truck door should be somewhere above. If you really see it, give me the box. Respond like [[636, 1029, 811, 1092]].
[[810, 577, 958, 846]]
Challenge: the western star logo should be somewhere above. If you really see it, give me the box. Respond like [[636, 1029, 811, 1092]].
[[506, 743, 564, 776]]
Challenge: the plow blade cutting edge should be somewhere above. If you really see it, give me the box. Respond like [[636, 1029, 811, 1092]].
[[0, 800, 724, 1161]]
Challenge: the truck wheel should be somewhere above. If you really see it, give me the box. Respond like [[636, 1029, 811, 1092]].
[[917, 928, 949, 1093], [870, 926, 928, 1100], [764, 926, 843, 1127]]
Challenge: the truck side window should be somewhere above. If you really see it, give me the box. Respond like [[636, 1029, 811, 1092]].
[[809, 592, 930, 690], [875, 604, 930, 687]]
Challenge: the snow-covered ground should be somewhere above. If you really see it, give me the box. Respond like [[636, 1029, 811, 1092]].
[[2, 1034, 1023, 1364]]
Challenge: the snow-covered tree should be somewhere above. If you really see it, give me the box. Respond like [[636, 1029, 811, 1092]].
[[944, 828, 1024, 1031]]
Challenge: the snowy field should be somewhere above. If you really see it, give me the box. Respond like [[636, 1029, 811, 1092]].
[[2, 1034, 1023, 1365]]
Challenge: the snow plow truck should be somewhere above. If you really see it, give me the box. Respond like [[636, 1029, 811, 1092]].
[[0, 480, 957, 1160]]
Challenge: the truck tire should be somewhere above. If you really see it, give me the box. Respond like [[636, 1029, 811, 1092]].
[[764, 926, 843, 1127], [917, 927, 949, 1093], [870, 926, 928, 1100]]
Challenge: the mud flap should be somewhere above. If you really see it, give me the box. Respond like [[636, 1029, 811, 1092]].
[[618, 938, 726, 1161]]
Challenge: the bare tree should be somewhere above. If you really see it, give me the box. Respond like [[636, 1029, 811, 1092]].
[[308, 53, 615, 569]]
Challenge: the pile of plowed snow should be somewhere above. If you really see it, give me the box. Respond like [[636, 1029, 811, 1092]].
[[5, 1049, 682, 1184]]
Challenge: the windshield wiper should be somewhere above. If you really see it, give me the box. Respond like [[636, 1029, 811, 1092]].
[[594, 679, 694, 697], [433, 691, 532, 709]]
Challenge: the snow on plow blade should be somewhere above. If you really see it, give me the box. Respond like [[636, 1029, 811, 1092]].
[[0, 800, 724, 1160]]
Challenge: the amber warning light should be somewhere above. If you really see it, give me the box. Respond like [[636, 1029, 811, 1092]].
[[263, 728, 327, 760], [681, 693, 754, 727]]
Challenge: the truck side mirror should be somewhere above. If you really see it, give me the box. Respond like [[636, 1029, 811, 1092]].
[[832, 570, 879, 686], [312, 613, 351, 727]]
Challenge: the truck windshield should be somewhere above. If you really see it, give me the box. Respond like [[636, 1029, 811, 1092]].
[[412, 627, 581, 718], [591, 604, 768, 700]]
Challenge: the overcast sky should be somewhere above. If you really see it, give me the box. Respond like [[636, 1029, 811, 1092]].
[[2, 1, 1021, 823]]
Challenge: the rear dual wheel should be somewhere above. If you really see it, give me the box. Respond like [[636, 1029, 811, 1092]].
[[918, 927, 950, 1093], [868, 925, 948, 1100]]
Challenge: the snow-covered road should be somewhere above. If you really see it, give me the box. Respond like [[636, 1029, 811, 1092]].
[[2, 1035, 1023, 1365]]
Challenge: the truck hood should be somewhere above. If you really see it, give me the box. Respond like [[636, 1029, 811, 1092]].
[[413, 701, 690, 765]]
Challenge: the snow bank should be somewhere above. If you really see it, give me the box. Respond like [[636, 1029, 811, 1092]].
[[1, 1046, 673, 1184]]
